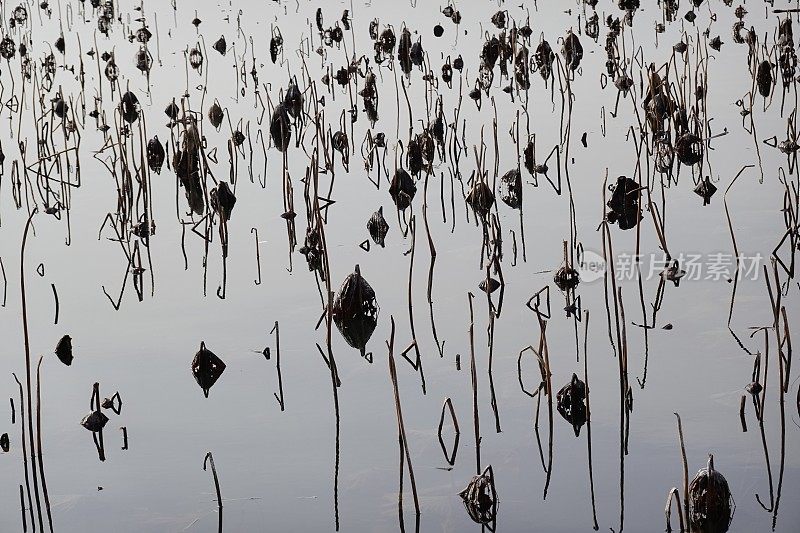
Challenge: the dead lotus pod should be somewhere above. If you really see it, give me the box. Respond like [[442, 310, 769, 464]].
[[285, 81, 304, 119], [779, 17, 794, 48], [191, 342, 227, 398], [615, 74, 634, 93], [514, 47, 530, 90], [367, 207, 389, 247], [0, 37, 16, 60], [53, 97, 69, 119], [688, 455, 734, 533], [316, 8, 324, 32], [210, 181, 236, 221], [270, 104, 292, 152], [746, 381, 762, 395], [104, 59, 119, 82], [165, 102, 180, 121], [459, 465, 498, 526], [135, 27, 152, 44], [398, 28, 413, 75], [329, 25, 344, 44], [147, 136, 165, 174], [675, 132, 703, 166], [55, 334, 73, 366], [208, 102, 225, 129], [478, 62, 494, 94], [606, 176, 642, 230], [554, 241, 580, 292], [562, 31, 583, 71], [270, 32, 283, 63], [361, 72, 379, 122], [81, 411, 109, 432], [756, 60, 773, 98], [410, 40, 424, 67], [12, 5, 28, 24], [174, 124, 205, 216], [213, 35, 227, 56], [332, 265, 379, 357], [432, 115, 445, 146], [406, 137, 424, 175], [500, 169, 522, 209], [523, 141, 535, 175], [135, 46, 152, 73], [364, 97, 379, 124], [119, 91, 140, 124], [779, 48, 797, 85], [299, 227, 324, 276], [585, 13, 600, 40], [419, 131, 435, 165], [535, 39, 554, 81], [379, 28, 396, 55], [332, 131, 348, 154], [481, 36, 500, 70], [389, 168, 416, 210], [189, 47, 203, 70], [368, 19, 379, 40], [98, 15, 111, 36], [732, 21, 746, 45], [556, 373, 587, 436], [360, 71, 377, 100], [654, 134, 675, 174], [491, 10, 506, 29], [334, 67, 350, 87], [554, 264, 580, 292], [479, 277, 500, 294], [232, 130, 245, 147], [466, 181, 495, 218], [694, 177, 717, 206]]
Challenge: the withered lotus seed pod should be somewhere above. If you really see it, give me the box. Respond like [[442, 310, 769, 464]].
[[191, 342, 227, 398]]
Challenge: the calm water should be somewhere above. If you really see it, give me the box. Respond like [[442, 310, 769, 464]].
[[0, 0, 798, 532]]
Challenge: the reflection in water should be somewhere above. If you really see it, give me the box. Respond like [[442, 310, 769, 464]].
[[387, 317, 420, 533], [191, 342, 227, 398], [667, 415, 736, 533], [332, 265, 379, 361], [54, 335, 73, 366], [270, 321, 286, 411], [556, 372, 587, 437], [688, 455, 734, 533], [1, 1, 800, 531], [458, 465, 498, 531], [81, 382, 108, 461], [437, 397, 460, 467]]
